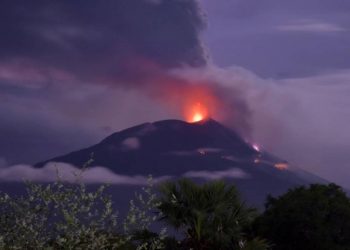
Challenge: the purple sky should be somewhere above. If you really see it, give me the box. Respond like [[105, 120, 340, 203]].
[[0, 0, 349, 188]]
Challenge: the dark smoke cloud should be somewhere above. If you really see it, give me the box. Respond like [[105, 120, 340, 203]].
[[0, 0, 207, 83]]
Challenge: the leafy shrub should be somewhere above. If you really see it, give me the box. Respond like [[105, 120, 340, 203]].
[[157, 179, 270, 250], [0, 175, 164, 249]]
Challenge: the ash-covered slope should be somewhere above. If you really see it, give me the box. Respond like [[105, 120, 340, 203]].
[[36, 119, 326, 206], [37, 119, 255, 174]]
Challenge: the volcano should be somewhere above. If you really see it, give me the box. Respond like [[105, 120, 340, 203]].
[[36, 119, 325, 206]]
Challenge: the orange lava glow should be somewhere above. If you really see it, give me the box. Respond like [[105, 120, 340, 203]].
[[187, 102, 208, 123], [148, 73, 221, 123], [274, 162, 289, 171], [181, 86, 218, 123]]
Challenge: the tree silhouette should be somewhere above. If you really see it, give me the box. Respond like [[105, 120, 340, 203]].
[[157, 179, 260, 250], [254, 183, 350, 250]]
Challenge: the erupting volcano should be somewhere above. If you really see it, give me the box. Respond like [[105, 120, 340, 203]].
[[35, 118, 326, 207]]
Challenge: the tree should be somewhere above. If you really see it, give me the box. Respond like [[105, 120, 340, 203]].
[[0, 180, 122, 249], [0, 176, 165, 249], [254, 183, 350, 250], [157, 179, 260, 250]]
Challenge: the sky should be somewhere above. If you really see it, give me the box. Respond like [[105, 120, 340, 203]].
[[0, 0, 349, 188]]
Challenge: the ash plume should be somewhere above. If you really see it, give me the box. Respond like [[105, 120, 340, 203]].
[[0, 0, 253, 135], [0, 0, 207, 82]]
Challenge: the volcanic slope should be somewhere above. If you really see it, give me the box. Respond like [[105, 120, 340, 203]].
[[36, 119, 326, 206]]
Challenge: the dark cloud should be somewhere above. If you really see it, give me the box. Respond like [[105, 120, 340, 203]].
[[0, 0, 207, 82]]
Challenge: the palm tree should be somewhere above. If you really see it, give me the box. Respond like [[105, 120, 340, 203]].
[[157, 179, 257, 250]]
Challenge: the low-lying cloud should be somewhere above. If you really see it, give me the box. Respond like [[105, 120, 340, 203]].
[[276, 20, 346, 33], [0, 163, 250, 184], [0, 162, 170, 185], [184, 168, 249, 180]]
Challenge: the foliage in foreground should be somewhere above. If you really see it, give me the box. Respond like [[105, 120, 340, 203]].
[[1, 174, 349, 250], [254, 183, 350, 250], [157, 179, 269, 250], [0, 176, 270, 250], [0, 176, 164, 250]]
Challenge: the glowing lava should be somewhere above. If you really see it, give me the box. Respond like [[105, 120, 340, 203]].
[[274, 162, 289, 171], [252, 144, 260, 152], [192, 112, 204, 122], [186, 102, 208, 123], [178, 84, 220, 123]]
